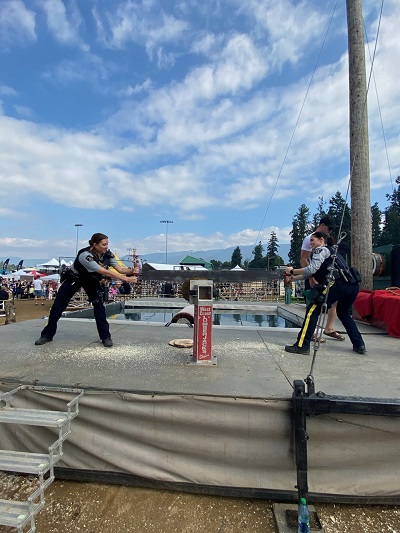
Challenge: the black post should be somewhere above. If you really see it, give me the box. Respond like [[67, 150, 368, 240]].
[[293, 380, 309, 502]]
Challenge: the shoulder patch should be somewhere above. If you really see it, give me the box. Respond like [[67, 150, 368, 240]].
[[313, 248, 323, 254], [86, 255, 94, 262]]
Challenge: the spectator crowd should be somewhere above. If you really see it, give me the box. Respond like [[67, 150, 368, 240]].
[[0, 278, 59, 300]]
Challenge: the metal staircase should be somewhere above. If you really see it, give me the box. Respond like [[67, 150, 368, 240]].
[[0, 385, 84, 532]]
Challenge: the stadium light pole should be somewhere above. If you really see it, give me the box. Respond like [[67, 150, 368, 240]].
[[160, 220, 173, 264], [75, 224, 83, 255]]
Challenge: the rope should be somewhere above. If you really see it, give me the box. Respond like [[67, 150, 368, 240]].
[[307, 231, 348, 378]]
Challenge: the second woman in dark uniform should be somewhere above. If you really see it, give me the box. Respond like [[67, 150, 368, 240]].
[[284, 231, 365, 355]]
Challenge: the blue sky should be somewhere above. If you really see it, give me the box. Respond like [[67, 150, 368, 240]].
[[0, 0, 399, 261]]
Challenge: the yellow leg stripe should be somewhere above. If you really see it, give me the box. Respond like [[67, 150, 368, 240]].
[[298, 283, 333, 347], [298, 304, 318, 347]]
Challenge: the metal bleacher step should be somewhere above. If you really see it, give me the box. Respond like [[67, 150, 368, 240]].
[[0, 449, 54, 475], [0, 407, 69, 428], [0, 385, 84, 532], [0, 499, 40, 531]]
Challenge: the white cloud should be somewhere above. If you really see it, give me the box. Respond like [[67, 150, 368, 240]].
[[0, 237, 47, 250], [40, 0, 85, 48], [135, 225, 293, 256], [191, 32, 222, 56], [13, 104, 33, 118], [238, 0, 327, 68], [0, 116, 118, 208], [106, 32, 268, 144], [0, 0, 36, 48], [43, 52, 110, 86], [118, 79, 154, 97], [94, 1, 187, 57], [0, 85, 17, 96]]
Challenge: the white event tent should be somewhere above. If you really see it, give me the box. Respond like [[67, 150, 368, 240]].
[[1, 269, 34, 281], [36, 258, 60, 271]]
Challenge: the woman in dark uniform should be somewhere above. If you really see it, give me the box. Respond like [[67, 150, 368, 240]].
[[35, 233, 136, 348], [284, 231, 365, 355]]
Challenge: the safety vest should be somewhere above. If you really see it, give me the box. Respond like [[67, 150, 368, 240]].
[[73, 247, 115, 281], [313, 247, 358, 285]]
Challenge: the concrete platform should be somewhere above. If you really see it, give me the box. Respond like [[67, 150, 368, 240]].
[[1, 299, 398, 399]]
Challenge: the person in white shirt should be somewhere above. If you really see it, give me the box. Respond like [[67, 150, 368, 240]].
[[33, 276, 45, 306]]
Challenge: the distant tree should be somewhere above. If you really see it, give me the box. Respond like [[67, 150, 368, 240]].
[[311, 196, 327, 228], [231, 246, 242, 268], [266, 231, 283, 269], [371, 202, 382, 247], [249, 241, 265, 269], [210, 259, 223, 270], [288, 204, 310, 267], [221, 261, 231, 269], [327, 191, 351, 260], [379, 175, 400, 246]]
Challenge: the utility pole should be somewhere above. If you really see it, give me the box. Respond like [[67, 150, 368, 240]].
[[75, 224, 83, 256], [346, 0, 373, 290], [160, 220, 173, 264]]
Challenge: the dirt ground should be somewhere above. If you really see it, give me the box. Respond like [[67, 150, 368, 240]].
[[1, 298, 400, 532]]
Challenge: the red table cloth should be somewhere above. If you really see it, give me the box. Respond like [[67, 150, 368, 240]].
[[354, 289, 400, 338]]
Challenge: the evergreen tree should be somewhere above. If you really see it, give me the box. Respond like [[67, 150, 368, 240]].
[[210, 259, 222, 270], [312, 197, 326, 228], [266, 231, 281, 270], [288, 204, 310, 267], [327, 191, 351, 260], [231, 246, 242, 268], [249, 241, 265, 269], [379, 176, 400, 246], [371, 202, 382, 248]]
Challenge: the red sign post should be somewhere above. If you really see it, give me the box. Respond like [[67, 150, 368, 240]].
[[193, 304, 213, 361], [188, 280, 217, 366]]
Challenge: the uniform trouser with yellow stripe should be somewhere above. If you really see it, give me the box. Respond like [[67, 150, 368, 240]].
[[296, 280, 364, 350]]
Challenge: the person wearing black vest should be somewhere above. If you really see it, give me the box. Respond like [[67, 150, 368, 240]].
[[35, 233, 136, 347], [284, 231, 365, 355], [0, 284, 9, 300]]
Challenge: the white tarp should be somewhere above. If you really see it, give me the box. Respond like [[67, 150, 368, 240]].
[[36, 258, 59, 267], [36, 257, 59, 273], [1, 269, 33, 280], [1, 386, 399, 500]]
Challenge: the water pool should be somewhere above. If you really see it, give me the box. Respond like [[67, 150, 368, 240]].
[[109, 307, 299, 328]]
